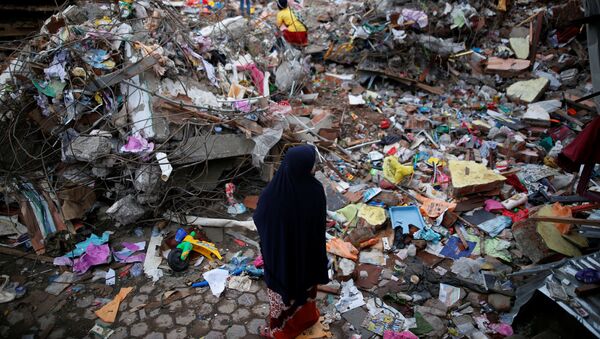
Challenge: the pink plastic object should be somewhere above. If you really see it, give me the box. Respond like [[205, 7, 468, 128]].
[[383, 330, 418, 339], [489, 323, 514, 336], [484, 199, 504, 212]]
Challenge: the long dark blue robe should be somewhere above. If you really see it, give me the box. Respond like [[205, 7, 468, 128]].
[[253, 145, 329, 305]]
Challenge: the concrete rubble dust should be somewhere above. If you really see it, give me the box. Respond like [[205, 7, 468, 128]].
[[0, 0, 599, 338]]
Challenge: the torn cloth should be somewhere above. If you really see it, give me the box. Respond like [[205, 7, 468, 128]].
[[237, 64, 265, 96], [558, 116, 600, 172]]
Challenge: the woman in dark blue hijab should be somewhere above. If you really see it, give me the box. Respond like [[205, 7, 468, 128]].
[[253, 145, 329, 338]]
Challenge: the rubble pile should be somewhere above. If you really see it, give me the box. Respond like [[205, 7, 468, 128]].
[[1, 0, 600, 338]]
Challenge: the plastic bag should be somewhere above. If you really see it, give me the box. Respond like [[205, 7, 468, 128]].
[[538, 203, 572, 234], [451, 257, 484, 280], [358, 204, 387, 225], [383, 156, 413, 184]]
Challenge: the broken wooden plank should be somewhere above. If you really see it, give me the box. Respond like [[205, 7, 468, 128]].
[[86, 55, 159, 92], [529, 216, 600, 226], [485, 57, 531, 77], [0, 246, 54, 263]]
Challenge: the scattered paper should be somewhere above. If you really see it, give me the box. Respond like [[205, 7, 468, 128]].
[[348, 94, 366, 105], [106, 269, 116, 286], [438, 283, 462, 307], [144, 234, 164, 282], [228, 275, 252, 292], [336, 280, 365, 312], [203, 268, 229, 297]]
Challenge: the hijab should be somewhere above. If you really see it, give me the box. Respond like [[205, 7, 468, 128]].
[[253, 145, 329, 305], [277, 0, 288, 10]]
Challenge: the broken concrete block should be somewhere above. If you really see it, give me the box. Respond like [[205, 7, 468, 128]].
[[424, 298, 449, 313], [449, 160, 506, 197], [68, 131, 112, 162], [535, 70, 561, 90], [485, 57, 530, 77], [506, 77, 549, 103], [417, 34, 465, 56], [523, 99, 561, 126], [509, 37, 529, 59], [453, 314, 476, 336], [134, 164, 161, 193], [171, 134, 254, 164], [466, 292, 485, 308], [488, 293, 511, 312], [422, 314, 447, 338], [106, 195, 146, 225], [414, 305, 446, 317], [560, 68, 579, 86], [136, 193, 160, 205]]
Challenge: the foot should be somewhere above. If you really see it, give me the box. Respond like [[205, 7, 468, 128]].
[[259, 326, 273, 338]]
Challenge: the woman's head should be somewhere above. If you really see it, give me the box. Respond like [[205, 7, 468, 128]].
[[283, 145, 316, 177], [277, 0, 288, 10]]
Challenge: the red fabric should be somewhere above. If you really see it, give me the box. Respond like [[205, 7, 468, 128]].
[[502, 208, 529, 223], [237, 63, 265, 96], [283, 30, 308, 46], [272, 301, 319, 338], [504, 174, 527, 193], [558, 116, 600, 172], [268, 287, 319, 339]]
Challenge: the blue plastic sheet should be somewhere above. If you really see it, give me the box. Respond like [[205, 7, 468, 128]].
[[65, 231, 111, 258], [414, 228, 442, 243], [440, 236, 476, 259]]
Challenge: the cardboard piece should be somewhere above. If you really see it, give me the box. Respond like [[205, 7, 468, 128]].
[[449, 160, 506, 197], [57, 186, 96, 220], [95, 287, 133, 323]]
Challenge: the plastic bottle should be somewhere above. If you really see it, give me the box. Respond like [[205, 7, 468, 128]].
[[501, 192, 527, 210], [407, 244, 416, 257]]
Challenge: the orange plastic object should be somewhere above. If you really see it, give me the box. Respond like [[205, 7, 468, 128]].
[[326, 237, 359, 261], [538, 202, 572, 234]]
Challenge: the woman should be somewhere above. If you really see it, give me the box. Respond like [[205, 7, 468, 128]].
[[240, 0, 251, 16], [253, 145, 329, 338], [276, 0, 308, 46]]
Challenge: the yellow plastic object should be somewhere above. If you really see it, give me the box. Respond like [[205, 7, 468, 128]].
[[426, 157, 446, 167], [538, 203, 571, 234], [337, 204, 360, 226], [182, 235, 222, 261], [537, 222, 581, 257], [382, 156, 413, 184], [358, 204, 387, 226]]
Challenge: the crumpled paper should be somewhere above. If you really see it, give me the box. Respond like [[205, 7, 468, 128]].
[[203, 268, 229, 297]]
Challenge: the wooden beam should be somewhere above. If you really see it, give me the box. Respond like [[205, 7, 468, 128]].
[[0, 246, 54, 263], [529, 216, 600, 226]]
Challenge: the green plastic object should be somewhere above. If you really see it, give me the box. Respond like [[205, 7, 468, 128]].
[[539, 136, 554, 152], [436, 125, 450, 134], [176, 231, 196, 260]]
